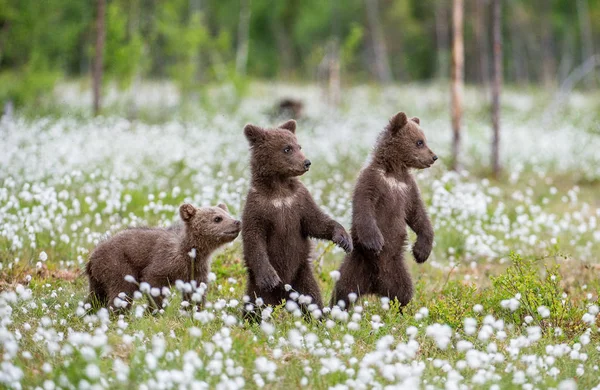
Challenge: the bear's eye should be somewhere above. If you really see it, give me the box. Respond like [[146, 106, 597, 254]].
[[283, 146, 292, 153], [416, 140, 424, 147], [214, 216, 222, 223]]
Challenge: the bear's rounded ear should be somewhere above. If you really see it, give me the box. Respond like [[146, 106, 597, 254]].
[[217, 203, 229, 212], [179, 203, 196, 222], [411, 116, 420, 125], [244, 124, 266, 145], [278, 119, 296, 134], [388, 112, 408, 134]]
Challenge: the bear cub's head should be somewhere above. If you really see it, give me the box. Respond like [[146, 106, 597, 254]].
[[376, 112, 438, 170], [179, 203, 241, 245], [244, 120, 311, 178]]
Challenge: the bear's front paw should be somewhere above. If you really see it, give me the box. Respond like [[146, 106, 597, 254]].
[[333, 227, 353, 253], [412, 240, 432, 263], [360, 230, 384, 254], [257, 270, 283, 291]]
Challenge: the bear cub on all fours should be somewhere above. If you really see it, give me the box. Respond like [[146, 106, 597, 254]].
[[242, 119, 353, 315], [331, 112, 437, 309], [86, 203, 240, 311]]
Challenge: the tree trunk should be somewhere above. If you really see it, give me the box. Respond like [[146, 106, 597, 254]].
[[474, 0, 489, 87], [236, 0, 251, 76], [491, 0, 502, 178], [364, 0, 392, 83], [92, 0, 106, 116], [328, 39, 341, 107], [0, 21, 10, 68], [435, 0, 450, 80], [577, 0, 596, 89], [450, 0, 464, 171], [540, 0, 555, 87]]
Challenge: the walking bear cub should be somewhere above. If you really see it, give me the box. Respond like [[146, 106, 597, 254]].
[[86, 203, 240, 310], [331, 112, 437, 309], [242, 119, 353, 312]]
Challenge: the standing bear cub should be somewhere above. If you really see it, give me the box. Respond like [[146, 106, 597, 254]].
[[331, 112, 437, 309], [86, 203, 240, 310], [242, 120, 353, 313]]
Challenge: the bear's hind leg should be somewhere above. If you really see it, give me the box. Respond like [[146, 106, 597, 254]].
[[88, 275, 108, 307], [291, 264, 323, 310], [242, 277, 285, 323], [330, 252, 375, 310], [375, 256, 414, 309]]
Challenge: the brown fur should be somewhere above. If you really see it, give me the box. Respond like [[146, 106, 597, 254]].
[[276, 98, 304, 120], [331, 112, 437, 309], [86, 203, 240, 310], [242, 119, 352, 312]]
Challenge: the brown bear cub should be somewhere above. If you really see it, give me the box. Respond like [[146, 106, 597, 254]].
[[86, 203, 240, 310], [242, 119, 353, 314], [331, 112, 437, 309]]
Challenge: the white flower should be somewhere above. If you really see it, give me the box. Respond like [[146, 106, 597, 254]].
[[39, 251, 48, 262], [260, 321, 275, 336], [124, 275, 136, 283], [329, 270, 341, 281], [85, 364, 101, 380], [537, 306, 550, 318]]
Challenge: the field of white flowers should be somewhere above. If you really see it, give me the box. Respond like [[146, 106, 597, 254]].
[[1, 82, 599, 389]]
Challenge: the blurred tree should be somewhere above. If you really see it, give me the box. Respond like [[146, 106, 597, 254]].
[[491, 0, 502, 177], [451, 0, 464, 171], [365, 0, 392, 83], [235, 0, 251, 76], [1, 0, 599, 110], [93, 0, 105, 115], [577, 0, 596, 88]]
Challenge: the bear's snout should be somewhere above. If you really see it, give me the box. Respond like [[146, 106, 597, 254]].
[[432, 155, 438, 162], [234, 220, 241, 227], [303, 159, 312, 170]]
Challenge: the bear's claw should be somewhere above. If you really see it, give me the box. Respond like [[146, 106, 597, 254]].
[[333, 228, 353, 253], [257, 270, 283, 291]]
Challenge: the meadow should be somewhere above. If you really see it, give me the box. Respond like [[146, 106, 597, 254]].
[[1, 82, 599, 389]]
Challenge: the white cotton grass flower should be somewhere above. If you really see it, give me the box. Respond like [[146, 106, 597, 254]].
[[39, 251, 48, 262], [260, 321, 275, 336], [329, 270, 341, 282], [188, 248, 196, 259], [415, 307, 429, 321], [124, 275, 136, 283], [426, 323, 453, 350], [537, 305, 551, 318], [85, 364, 101, 380]]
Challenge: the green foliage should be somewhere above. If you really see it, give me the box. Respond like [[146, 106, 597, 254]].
[[428, 281, 480, 328], [104, 0, 145, 88], [491, 252, 586, 333]]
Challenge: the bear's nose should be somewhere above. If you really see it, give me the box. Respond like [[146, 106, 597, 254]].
[[432, 155, 438, 161], [304, 159, 312, 169], [234, 220, 241, 227]]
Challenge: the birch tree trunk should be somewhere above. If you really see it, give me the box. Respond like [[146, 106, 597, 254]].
[[364, 0, 392, 83], [450, 0, 464, 171], [491, 0, 502, 177], [236, 0, 251, 76], [540, 0, 555, 87], [577, 0, 596, 89], [92, 0, 106, 116]]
